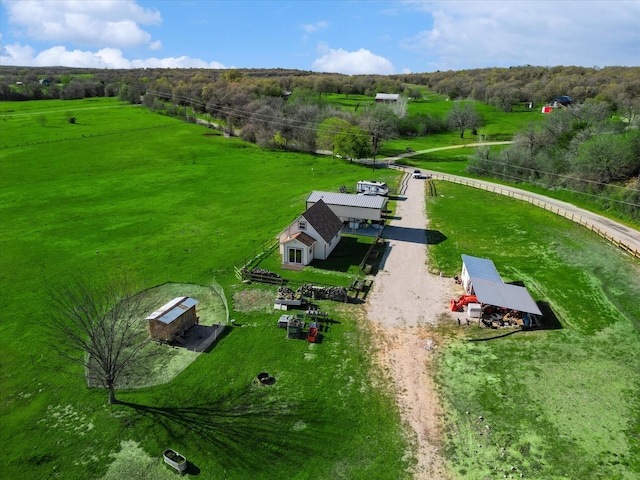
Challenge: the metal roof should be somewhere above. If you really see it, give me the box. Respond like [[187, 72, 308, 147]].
[[307, 191, 387, 209], [375, 93, 400, 100], [471, 279, 542, 315], [462, 254, 542, 315], [146, 296, 199, 324], [462, 254, 503, 283]]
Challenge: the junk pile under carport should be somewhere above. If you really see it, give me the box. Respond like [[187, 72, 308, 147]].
[[451, 254, 543, 328], [480, 307, 538, 329]]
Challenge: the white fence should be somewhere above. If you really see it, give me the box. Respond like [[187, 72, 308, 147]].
[[428, 173, 640, 259]]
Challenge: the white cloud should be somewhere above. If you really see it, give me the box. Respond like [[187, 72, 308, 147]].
[[130, 56, 226, 69], [0, 42, 226, 69], [302, 20, 328, 34], [3, 0, 161, 48], [402, 0, 640, 69], [149, 40, 163, 51], [312, 44, 395, 75]]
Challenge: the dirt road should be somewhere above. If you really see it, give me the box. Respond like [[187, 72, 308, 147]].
[[366, 172, 457, 480], [365, 159, 638, 479]]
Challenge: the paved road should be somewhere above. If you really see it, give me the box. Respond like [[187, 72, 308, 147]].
[[388, 145, 640, 258]]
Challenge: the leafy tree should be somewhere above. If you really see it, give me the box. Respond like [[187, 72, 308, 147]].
[[572, 131, 640, 184], [273, 132, 288, 148], [61, 80, 86, 100], [317, 117, 352, 155], [446, 101, 481, 138], [335, 125, 372, 161], [46, 274, 155, 405], [221, 69, 243, 82]]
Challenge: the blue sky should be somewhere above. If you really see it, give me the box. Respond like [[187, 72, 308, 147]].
[[1, 0, 639, 73]]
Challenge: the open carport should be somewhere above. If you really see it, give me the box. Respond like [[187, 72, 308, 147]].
[[306, 191, 388, 224]]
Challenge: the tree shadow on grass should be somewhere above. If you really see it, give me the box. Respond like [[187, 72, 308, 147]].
[[120, 394, 326, 472]]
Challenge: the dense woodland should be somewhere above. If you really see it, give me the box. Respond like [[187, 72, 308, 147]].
[[2, 65, 639, 109], [1, 65, 639, 219]]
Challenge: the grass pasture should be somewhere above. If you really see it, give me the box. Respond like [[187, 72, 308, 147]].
[[0, 99, 405, 479], [1, 97, 639, 480], [426, 181, 640, 479]]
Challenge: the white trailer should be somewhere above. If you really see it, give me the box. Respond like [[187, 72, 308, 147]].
[[356, 180, 389, 196]]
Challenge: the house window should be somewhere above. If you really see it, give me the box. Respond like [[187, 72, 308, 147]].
[[288, 248, 302, 264], [298, 221, 306, 230]]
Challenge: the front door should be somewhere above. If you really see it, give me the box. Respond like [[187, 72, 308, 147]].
[[288, 247, 302, 264]]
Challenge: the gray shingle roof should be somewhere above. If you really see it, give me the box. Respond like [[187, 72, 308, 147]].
[[302, 199, 343, 243]]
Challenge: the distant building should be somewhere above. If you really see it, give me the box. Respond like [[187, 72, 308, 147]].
[[553, 95, 572, 107], [375, 93, 400, 103], [542, 95, 573, 113]]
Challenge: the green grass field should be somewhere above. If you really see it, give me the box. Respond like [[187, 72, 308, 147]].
[[426, 181, 640, 479], [0, 98, 407, 479], [1, 98, 639, 479]]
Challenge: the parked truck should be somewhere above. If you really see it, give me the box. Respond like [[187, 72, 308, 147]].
[[356, 180, 389, 196]]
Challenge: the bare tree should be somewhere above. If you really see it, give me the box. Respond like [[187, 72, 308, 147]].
[[446, 101, 481, 138], [46, 274, 154, 404], [358, 104, 399, 161]]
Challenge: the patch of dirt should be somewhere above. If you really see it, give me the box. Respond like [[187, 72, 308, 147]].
[[232, 287, 276, 313], [101, 440, 175, 480], [366, 170, 459, 480]]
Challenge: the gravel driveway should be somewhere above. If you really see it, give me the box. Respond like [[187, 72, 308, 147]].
[[366, 171, 457, 480]]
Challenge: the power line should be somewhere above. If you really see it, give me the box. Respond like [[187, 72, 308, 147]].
[[146, 90, 375, 138], [468, 163, 640, 208], [471, 149, 639, 193], [147, 89, 639, 207]]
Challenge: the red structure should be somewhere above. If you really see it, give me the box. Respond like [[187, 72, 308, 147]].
[[450, 295, 478, 312], [307, 324, 319, 343]]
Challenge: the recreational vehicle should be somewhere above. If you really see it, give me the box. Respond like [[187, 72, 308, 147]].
[[356, 180, 389, 196]]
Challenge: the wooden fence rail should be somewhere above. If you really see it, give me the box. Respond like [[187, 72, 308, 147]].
[[429, 173, 640, 259]]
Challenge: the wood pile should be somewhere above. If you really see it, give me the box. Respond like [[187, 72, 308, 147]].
[[297, 284, 348, 302]]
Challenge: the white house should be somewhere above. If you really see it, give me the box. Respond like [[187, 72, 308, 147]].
[[278, 199, 343, 267]]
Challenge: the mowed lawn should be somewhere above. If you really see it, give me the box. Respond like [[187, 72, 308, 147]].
[[0, 99, 406, 479]]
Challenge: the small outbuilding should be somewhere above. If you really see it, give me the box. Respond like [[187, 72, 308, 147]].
[[459, 254, 542, 317], [147, 296, 200, 343], [375, 93, 400, 103]]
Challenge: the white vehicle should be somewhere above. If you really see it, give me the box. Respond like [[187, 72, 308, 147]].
[[356, 180, 389, 196]]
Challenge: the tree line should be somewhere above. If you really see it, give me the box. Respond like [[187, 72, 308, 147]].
[[469, 100, 640, 219], [2, 65, 639, 111], [2, 65, 638, 219]]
